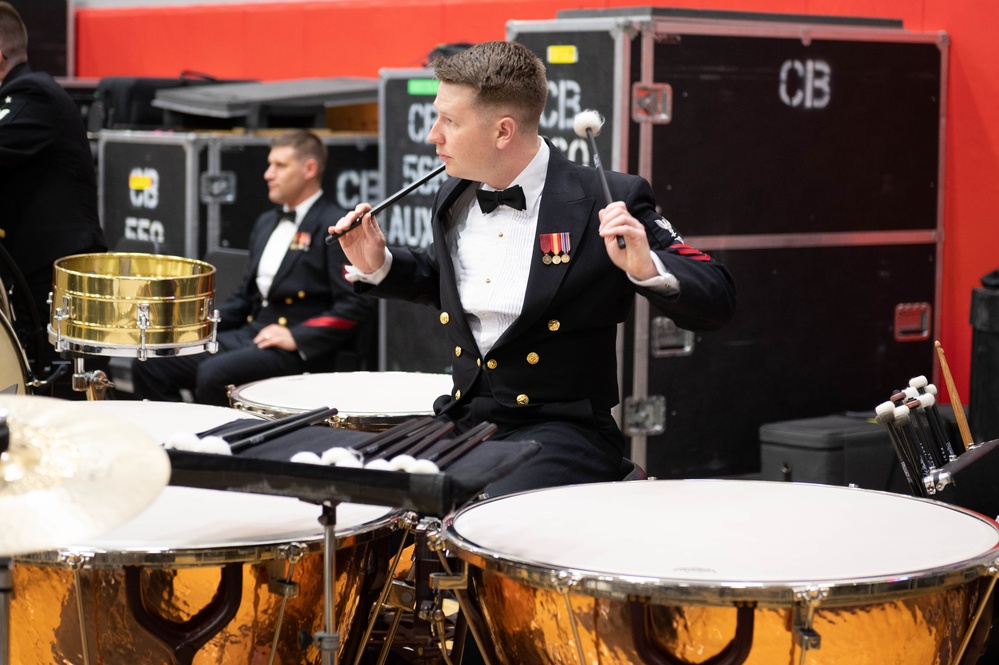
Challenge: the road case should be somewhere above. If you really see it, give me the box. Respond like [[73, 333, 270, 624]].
[[98, 130, 379, 259], [508, 7, 947, 478], [376, 69, 453, 374]]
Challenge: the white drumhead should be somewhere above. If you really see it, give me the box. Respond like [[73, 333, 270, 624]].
[[36, 486, 395, 555], [231, 371, 452, 416], [57, 402, 398, 562], [83, 400, 261, 443], [449, 480, 999, 584]]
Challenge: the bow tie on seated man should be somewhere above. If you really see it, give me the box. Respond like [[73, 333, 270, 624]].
[[476, 185, 526, 214]]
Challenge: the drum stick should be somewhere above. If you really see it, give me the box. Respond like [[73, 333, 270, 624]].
[[875, 405, 924, 496], [573, 110, 626, 250], [935, 340, 974, 450], [325, 163, 447, 245], [352, 417, 437, 458], [368, 420, 454, 462], [919, 383, 958, 461], [429, 422, 498, 469], [386, 421, 455, 460], [228, 406, 339, 453], [198, 406, 331, 441], [904, 396, 944, 469], [892, 391, 943, 470]]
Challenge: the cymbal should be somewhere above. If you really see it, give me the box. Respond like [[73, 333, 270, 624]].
[[0, 395, 171, 557]]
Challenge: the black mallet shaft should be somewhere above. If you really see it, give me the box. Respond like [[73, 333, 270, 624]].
[[326, 163, 446, 245], [573, 110, 626, 250]]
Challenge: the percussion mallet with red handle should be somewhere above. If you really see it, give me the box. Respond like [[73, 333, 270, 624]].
[[573, 110, 626, 250]]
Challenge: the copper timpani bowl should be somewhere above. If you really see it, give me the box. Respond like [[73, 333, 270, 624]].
[[442, 480, 999, 665], [48, 252, 219, 358]]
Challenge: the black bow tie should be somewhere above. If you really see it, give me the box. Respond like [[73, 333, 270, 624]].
[[277, 210, 296, 224], [476, 185, 526, 214]]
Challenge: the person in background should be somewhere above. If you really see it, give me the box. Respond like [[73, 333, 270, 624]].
[[331, 41, 737, 498], [131, 129, 376, 406], [0, 1, 107, 392]]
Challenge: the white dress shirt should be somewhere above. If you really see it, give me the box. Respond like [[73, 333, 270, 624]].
[[256, 189, 322, 299]]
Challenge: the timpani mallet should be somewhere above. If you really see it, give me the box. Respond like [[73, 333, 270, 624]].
[[325, 163, 446, 244], [573, 109, 626, 249], [935, 340, 974, 451]]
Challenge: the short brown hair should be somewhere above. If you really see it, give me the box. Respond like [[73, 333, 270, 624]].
[[433, 41, 548, 130], [0, 2, 28, 65], [271, 129, 328, 179]]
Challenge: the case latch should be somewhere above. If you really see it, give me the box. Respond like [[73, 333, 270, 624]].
[[632, 82, 673, 124]]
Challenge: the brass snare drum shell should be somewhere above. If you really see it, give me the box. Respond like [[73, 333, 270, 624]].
[[48, 252, 217, 357]]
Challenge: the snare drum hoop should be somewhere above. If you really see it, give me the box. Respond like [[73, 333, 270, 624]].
[[443, 480, 999, 609], [229, 372, 446, 427], [17, 504, 404, 569], [48, 252, 218, 356], [44, 334, 216, 358]]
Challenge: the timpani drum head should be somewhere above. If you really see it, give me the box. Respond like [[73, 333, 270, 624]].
[[443, 480, 999, 665], [229, 371, 453, 430], [82, 399, 261, 443]]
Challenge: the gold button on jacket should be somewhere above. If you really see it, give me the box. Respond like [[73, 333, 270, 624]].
[[526, 352, 540, 365], [440, 312, 450, 324], [516, 394, 530, 405]]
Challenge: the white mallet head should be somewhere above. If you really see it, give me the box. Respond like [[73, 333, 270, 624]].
[[573, 109, 605, 139]]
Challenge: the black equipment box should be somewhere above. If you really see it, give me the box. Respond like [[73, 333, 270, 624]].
[[759, 414, 907, 492], [377, 69, 453, 373], [98, 131, 379, 259], [970, 287, 999, 443], [507, 8, 947, 480]]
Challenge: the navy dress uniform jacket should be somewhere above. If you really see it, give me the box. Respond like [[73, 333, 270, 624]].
[[0, 63, 105, 282], [361, 142, 737, 419], [217, 197, 376, 368]]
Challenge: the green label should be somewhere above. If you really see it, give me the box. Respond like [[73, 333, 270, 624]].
[[407, 79, 439, 96]]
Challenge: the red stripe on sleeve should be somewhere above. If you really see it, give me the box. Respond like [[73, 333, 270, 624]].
[[302, 317, 357, 330]]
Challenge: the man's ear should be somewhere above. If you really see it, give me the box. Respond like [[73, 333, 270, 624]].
[[303, 157, 319, 180], [495, 115, 517, 148]]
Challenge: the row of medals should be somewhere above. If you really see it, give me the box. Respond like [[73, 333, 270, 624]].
[[542, 252, 571, 265]]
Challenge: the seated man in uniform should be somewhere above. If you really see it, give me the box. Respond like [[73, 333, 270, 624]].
[[330, 41, 737, 498], [132, 129, 376, 406]]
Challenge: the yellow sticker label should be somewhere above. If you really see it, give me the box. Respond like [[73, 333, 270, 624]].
[[129, 174, 153, 190], [547, 45, 578, 65]]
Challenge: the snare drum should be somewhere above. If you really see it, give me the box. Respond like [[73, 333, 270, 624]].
[[48, 252, 219, 359], [229, 371, 453, 431], [443, 480, 999, 665], [10, 401, 403, 665]]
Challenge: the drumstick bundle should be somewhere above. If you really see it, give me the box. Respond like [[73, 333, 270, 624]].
[[875, 353, 974, 497], [293, 416, 498, 475], [165, 406, 340, 455], [169, 407, 498, 475]]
